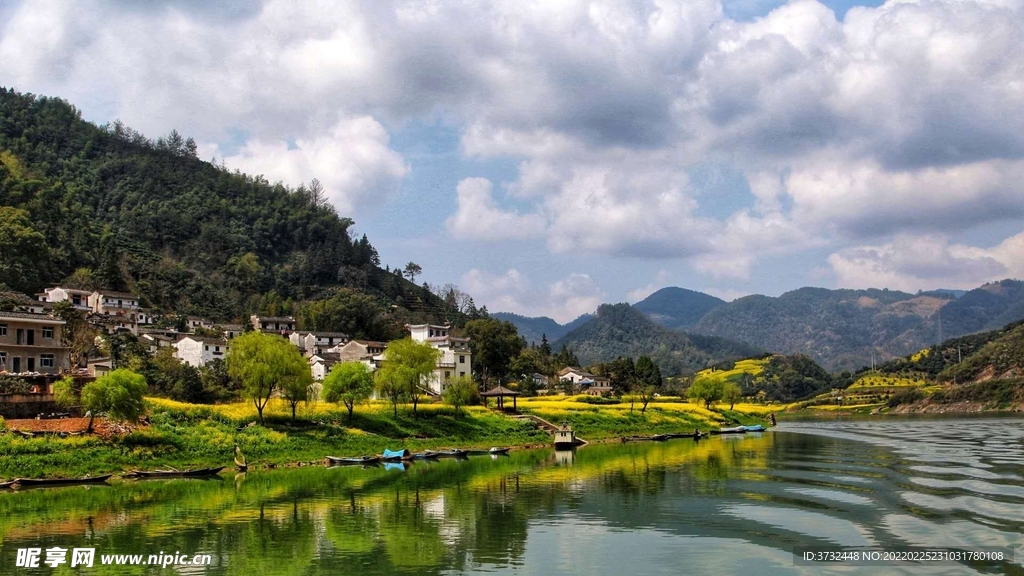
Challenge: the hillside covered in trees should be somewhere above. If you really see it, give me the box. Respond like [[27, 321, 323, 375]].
[[0, 88, 469, 340], [552, 303, 760, 376]]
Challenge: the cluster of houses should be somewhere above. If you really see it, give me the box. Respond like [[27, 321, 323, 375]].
[[1, 286, 475, 398], [2, 285, 616, 402]]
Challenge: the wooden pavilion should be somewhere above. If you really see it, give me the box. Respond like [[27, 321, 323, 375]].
[[481, 385, 520, 410]]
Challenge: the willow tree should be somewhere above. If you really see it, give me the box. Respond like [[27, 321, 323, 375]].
[[80, 369, 147, 432], [228, 332, 309, 425], [323, 361, 375, 422], [383, 338, 439, 417]]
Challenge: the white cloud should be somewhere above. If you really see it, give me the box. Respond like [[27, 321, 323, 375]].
[[446, 178, 546, 241], [461, 268, 603, 323], [3, 0, 1024, 282], [827, 231, 1024, 292], [209, 116, 409, 213]]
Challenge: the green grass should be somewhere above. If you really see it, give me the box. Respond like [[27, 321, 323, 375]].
[[0, 396, 770, 479]]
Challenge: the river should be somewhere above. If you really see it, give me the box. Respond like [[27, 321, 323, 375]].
[[1, 417, 1022, 575]]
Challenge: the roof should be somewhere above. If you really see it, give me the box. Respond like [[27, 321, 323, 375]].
[[46, 287, 93, 295], [96, 291, 139, 299], [481, 385, 521, 397], [406, 323, 452, 329], [254, 315, 296, 322], [0, 311, 66, 324], [558, 366, 596, 378], [177, 335, 229, 345], [350, 339, 387, 348], [308, 331, 349, 338], [310, 352, 342, 365]]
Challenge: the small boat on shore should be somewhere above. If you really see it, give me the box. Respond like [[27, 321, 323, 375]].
[[424, 449, 469, 459], [381, 448, 412, 462], [621, 434, 670, 443], [1, 481, 14, 489], [712, 426, 747, 435], [12, 474, 113, 488], [410, 452, 440, 460], [124, 467, 225, 479], [326, 455, 381, 466], [488, 447, 510, 455], [742, 425, 766, 432]]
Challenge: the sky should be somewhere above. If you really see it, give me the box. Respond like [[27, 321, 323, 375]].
[[2, 0, 1023, 322]]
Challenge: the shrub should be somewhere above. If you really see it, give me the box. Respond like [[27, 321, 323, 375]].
[[0, 416, 6, 432], [0, 375, 31, 395], [577, 396, 619, 405], [888, 388, 925, 408]]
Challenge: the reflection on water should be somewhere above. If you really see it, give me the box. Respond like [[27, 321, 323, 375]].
[[2, 418, 1023, 575]]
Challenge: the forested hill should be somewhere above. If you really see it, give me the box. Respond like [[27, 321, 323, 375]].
[[691, 280, 1024, 372], [552, 303, 760, 376], [0, 88, 463, 339], [490, 312, 593, 345], [632, 287, 725, 329]]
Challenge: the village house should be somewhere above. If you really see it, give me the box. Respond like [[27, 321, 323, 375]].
[[290, 331, 349, 356], [308, 352, 342, 382], [250, 314, 296, 334], [558, 367, 612, 395], [186, 316, 213, 332], [87, 312, 139, 335], [332, 340, 387, 370], [173, 335, 229, 368], [1, 291, 51, 314], [407, 323, 472, 395], [219, 324, 245, 340], [36, 287, 93, 311], [0, 311, 71, 375], [89, 290, 139, 314]]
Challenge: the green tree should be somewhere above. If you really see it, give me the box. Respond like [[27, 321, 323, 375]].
[[403, 262, 422, 283], [687, 376, 724, 410], [722, 382, 742, 409], [465, 318, 524, 386], [322, 361, 375, 422], [0, 207, 48, 293], [635, 355, 662, 388], [442, 375, 477, 416], [375, 361, 411, 418], [279, 351, 314, 422], [633, 383, 657, 414], [80, 368, 147, 432], [227, 332, 306, 425], [384, 338, 440, 416], [53, 375, 78, 409]]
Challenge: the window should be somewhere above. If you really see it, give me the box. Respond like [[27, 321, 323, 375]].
[[16, 328, 24, 344], [27, 357, 35, 371], [42, 327, 54, 339], [204, 345, 209, 351], [0, 324, 6, 336], [459, 355, 465, 364], [445, 371, 451, 380], [40, 354, 54, 368]]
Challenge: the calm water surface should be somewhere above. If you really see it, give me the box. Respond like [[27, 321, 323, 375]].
[[2, 417, 1023, 575]]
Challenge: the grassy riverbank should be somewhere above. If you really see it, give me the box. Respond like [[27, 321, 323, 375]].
[[0, 396, 769, 479]]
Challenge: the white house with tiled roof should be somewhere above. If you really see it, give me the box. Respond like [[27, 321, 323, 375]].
[[174, 335, 229, 367], [407, 324, 472, 395], [290, 331, 349, 356], [37, 287, 93, 311], [250, 315, 296, 334]]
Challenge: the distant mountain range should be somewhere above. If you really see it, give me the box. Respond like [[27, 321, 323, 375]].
[[550, 303, 760, 376], [490, 312, 592, 345], [496, 279, 1024, 373]]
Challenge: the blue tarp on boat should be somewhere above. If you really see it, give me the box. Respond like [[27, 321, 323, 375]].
[[382, 448, 410, 459], [742, 425, 765, 432]]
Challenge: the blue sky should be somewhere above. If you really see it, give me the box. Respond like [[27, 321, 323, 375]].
[[2, 0, 1022, 321]]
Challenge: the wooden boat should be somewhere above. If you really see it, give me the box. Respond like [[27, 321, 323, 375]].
[[326, 455, 381, 466], [410, 452, 440, 460], [424, 449, 469, 459], [0, 481, 14, 489], [488, 447, 510, 455], [124, 467, 225, 479], [381, 448, 412, 462], [742, 425, 766, 432], [711, 426, 747, 435], [11, 474, 113, 487]]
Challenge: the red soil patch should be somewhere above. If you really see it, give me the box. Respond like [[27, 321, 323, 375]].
[[5, 417, 139, 439]]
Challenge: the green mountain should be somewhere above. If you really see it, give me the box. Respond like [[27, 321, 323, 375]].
[[491, 312, 593, 345], [552, 303, 760, 376], [632, 287, 725, 329], [691, 281, 1024, 372], [0, 88, 463, 340]]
